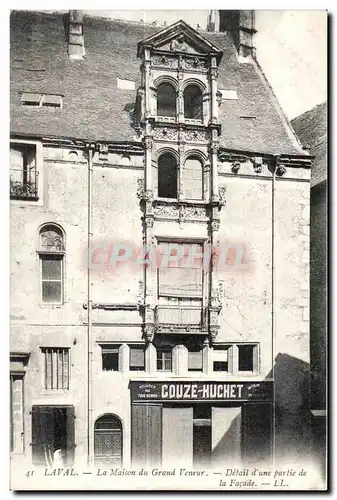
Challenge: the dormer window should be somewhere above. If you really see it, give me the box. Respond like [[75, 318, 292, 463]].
[[157, 82, 176, 118], [184, 85, 203, 120], [158, 153, 177, 199]]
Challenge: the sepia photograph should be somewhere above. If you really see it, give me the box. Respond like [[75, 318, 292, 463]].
[[9, 7, 328, 491]]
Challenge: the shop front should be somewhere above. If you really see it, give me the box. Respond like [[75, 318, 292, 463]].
[[130, 381, 274, 469]]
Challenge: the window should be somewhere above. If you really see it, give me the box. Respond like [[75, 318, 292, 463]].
[[21, 92, 63, 108], [158, 242, 203, 298], [101, 345, 120, 371], [31, 406, 75, 465], [183, 156, 203, 200], [213, 346, 229, 372], [129, 346, 145, 371], [39, 225, 65, 304], [184, 85, 203, 120], [188, 348, 203, 372], [238, 344, 258, 372], [157, 82, 176, 117], [41, 348, 69, 390], [157, 350, 172, 372], [10, 143, 38, 200], [158, 153, 178, 199]]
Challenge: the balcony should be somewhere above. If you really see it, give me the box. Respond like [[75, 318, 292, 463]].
[[10, 169, 38, 200], [155, 305, 207, 334]]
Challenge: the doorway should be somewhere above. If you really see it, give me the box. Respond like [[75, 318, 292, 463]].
[[94, 414, 123, 467], [193, 405, 211, 467]]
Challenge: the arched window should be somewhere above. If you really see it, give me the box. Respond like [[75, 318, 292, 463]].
[[157, 82, 176, 118], [39, 224, 65, 304], [183, 156, 203, 200], [158, 153, 178, 199], [94, 414, 123, 466], [184, 85, 203, 120]]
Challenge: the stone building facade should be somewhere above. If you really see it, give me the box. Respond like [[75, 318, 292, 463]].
[[10, 10, 312, 471]]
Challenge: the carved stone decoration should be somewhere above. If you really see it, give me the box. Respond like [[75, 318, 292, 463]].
[[144, 215, 154, 228], [156, 324, 207, 334], [252, 156, 263, 174], [276, 164, 287, 176], [153, 203, 179, 219], [136, 178, 145, 199], [143, 324, 155, 343], [216, 90, 223, 107], [209, 326, 219, 343], [137, 281, 144, 307], [210, 219, 220, 232], [219, 186, 227, 208], [182, 57, 207, 71], [231, 161, 241, 174], [152, 55, 178, 68], [181, 206, 207, 219], [208, 142, 218, 154], [183, 130, 208, 142], [153, 127, 178, 141], [209, 67, 219, 80], [144, 137, 153, 150], [170, 35, 188, 52]]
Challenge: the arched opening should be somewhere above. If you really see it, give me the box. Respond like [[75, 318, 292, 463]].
[[183, 156, 203, 200], [157, 82, 176, 117], [94, 414, 123, 466], [158, 153, 178, 199], [39, 224, 65, 304], [184, 85, 203, 120]]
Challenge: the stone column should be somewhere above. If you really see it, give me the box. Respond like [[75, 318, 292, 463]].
[[145, 342, 157, 374], [209, 57, 218, 123], [173, 345, 188, 376], [177, 59, 184, 123], [202, 339, 213, 375], [119, 344, 130, 373], [11, 374, 24, 453]]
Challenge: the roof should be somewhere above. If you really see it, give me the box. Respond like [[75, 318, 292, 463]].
[[291, 102, 327, 186], [10, 10, 306, 156]]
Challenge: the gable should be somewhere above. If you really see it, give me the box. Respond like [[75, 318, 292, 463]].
[[137, 19, 223, 61]]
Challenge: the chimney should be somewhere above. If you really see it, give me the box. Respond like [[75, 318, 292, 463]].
[[219, 10, 256, 57], [68, 10, 84, 60]]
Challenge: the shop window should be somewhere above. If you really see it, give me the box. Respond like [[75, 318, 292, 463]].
[[41, 348, 69, 390], [183, 156, 203, 200], [10, 143, 38, 200], [39, 224, 65, 305], [157, 82, 176, 117], [238, 344, 258, 372], [101, 345, 120, 371], [129, 346, 145, 371], [213, 345, 229, 372], [31, 405, 75, 465], [184, 85, 203, 120], [157, 349, 172, 372], [158, 153, 178, 199], [158, 242, 203, 298], [188, 349, 203, 372]]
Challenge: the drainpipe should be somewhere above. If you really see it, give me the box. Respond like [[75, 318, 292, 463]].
[[271, 155, 278, 470], [86, 142, 95, 468]]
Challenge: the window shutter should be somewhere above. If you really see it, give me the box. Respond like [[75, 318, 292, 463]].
[[31, 406, 54, 465], [130, 348, 145, 368], [188, 350, 203, 370], [253, 345, 259, 373], [183, 158, 203, 200], [65, 406, 75, 465]]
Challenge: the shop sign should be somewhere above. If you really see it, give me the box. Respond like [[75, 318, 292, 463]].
[[130, 381, 273, 402]]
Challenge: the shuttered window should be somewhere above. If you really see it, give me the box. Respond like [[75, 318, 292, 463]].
[[31, 406, 75, 465], [42, 348, 69, 390], [188, 349, 203, 371], [130, 346, 145, 371], [158, 243, 203, 298]]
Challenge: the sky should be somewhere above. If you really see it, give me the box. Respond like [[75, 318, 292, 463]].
[[84, 9, 327, 120]]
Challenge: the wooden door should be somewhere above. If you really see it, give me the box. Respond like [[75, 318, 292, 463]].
[[94, 415, 122, 467]]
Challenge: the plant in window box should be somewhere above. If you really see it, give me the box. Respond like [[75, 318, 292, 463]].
[[10, 178, 37, 198]]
